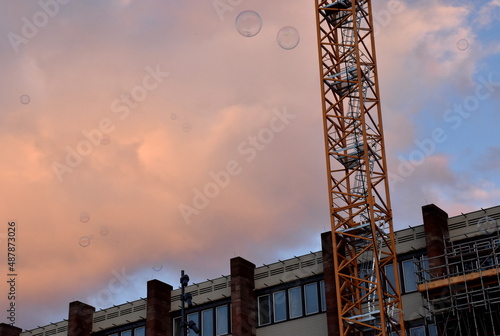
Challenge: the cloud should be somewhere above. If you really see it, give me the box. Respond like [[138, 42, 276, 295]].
[[475, 0, 500, 27], [0, 0, 499, 329]]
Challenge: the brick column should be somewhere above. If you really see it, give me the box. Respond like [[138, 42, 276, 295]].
[[422, 204, 449, 279], [146, 279, 173, 336], [0, 324, 22, 336], [67, 301, 95, 336], [230, 257, 256, 336], [321, 231, 341, 336]]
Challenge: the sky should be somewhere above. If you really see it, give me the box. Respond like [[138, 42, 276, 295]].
[[0, 0, 499, 330]]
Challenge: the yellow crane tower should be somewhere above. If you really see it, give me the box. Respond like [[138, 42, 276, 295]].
[[314, 1, 406, 335]]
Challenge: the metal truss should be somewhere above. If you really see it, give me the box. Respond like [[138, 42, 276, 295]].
[[314, 0, 406, 335]]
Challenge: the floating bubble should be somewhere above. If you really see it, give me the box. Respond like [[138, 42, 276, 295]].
[[170, 114, 177, 120], [477, 216, 497, 234], [20, 94, 30, 104], [100, 226, 110, 236], [100, 135, 111, 145], [457, 38, 469, 51], [182, 123, 192, 132], [79, 236, 91, 247], [277, 26, 300, 50], [79, 212, 90, 223], [153, 265, 163, 272], [235, 10, 262, 37]]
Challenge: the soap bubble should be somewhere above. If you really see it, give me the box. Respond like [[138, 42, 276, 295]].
[[235, 10, 262, 37], [79, 236, 91, 247], [79, 212, 90, 223], [182, 123, 192, 132], [477, 216, 496, 234], [170, 114, 177, 120], [20, 94, 30, 104], [100, 226, 110, 236], [277, 26, 300, 50], [153, 265, 163, 272], [100, 135, 111, 145], [457, 39, 469, 51]]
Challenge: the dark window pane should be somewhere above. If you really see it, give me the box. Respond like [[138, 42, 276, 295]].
[[258, 295, 270, 325], [402, 260, 418, 292], [173, 317, 181, 336], [385, 263, 396, 295], [216, 305, 229, 335], [304, 283, 319, 315], [121, 330, 131, 336], [202, 309, 213, 336], [188, 312, 199, 336], [409, 326, 425, 336], [319, 280, 326, 311], [273, 291, 286, 322], [134, 327, 145, 336], [288, 287, 302, 318]]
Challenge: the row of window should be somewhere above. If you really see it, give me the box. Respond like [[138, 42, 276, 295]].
[[382, 256, 429, 295], [108, 326, 145, 336], [392, 324, 437, 336], [257, 280, 326, 326], [173, 304, 230, 336]]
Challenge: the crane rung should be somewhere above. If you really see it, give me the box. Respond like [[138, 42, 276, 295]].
[[322, 0, 352, 10], [346, 310, 381, 329], [338, 223, 371, 236]]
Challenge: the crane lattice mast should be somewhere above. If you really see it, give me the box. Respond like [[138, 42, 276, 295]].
[[314, 0, 406, 335]]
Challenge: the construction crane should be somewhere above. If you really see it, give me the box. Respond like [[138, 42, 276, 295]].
[[314, 0, 406, 335]]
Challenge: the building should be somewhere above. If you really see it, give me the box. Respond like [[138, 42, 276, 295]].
[[1, 204, 499, 336]]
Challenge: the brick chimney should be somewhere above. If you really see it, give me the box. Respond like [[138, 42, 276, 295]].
[[67, 301, 95, 336], [230, 257, 256, 336], [422, 204, 449, 278], [321, 231, 341, 336], [146, 279, 173, 336]]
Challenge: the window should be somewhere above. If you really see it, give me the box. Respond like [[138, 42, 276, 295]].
[[319, 280, 326, 312], [419, 256, 430, 282], [359, 261, 374, 299], [304, 283, 319, 315], [288, 287, 303, 319], [173, 317, 181, 336], [402, 259, 418, 292], [273, 291, 287, 322], [188, 312, 199, 336], [173, 305, 230, 336], [134, 328, 145, 336], [109, 327, 145, 336], [409, 326, 425, 336], [384, 263, 396, 295], [428, 324, 437, 336], [257, 281, 324, 327], [202, 309, 214, 336], [216, 305, 229, 335], [258, 295, 271, 326]]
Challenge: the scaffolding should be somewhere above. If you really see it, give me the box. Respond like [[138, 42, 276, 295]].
[[416, 230, 500, 335]]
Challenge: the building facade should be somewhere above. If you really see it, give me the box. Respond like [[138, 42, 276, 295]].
[[1, 204, 499, 336]]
